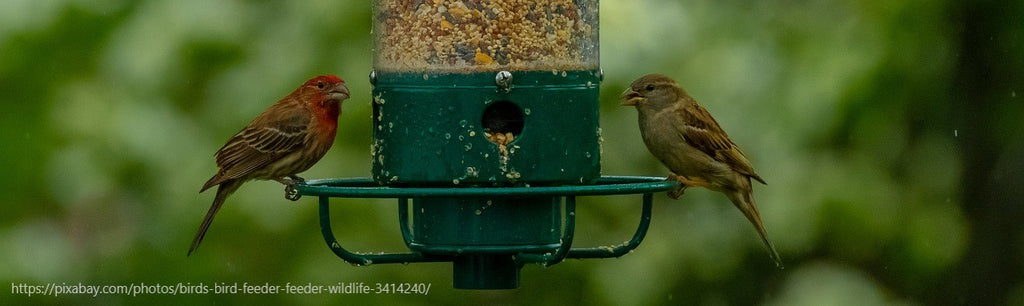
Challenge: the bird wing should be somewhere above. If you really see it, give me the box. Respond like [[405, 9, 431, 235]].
[[201, 103, 311, 191], [675, 103, 766, 184]]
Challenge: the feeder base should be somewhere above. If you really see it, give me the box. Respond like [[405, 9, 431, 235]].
[[453, 255, 519, 289]]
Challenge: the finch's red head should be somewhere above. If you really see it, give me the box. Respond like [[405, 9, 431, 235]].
[[300, 74, 350, 104], [290, 74, 350, 123]]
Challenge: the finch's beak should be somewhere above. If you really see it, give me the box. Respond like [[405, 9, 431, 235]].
[[621, 88, 643, 106], [329, 83, 350, 101]]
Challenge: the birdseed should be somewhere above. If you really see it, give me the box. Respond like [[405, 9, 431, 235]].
[[374, 0, 598, 72]]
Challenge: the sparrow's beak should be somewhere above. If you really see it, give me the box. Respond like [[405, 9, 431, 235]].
[[329, 82, 351, 101], [621, 88, 643, 106]]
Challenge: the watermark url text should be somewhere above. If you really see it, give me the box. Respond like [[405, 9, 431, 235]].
[[11, 282, 431, 297]]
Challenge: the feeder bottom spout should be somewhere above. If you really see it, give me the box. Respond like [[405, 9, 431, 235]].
[[452, 255, 520, 289]]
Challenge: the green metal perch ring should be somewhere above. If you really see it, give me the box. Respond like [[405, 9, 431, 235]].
[[289, 175, 678, 267]]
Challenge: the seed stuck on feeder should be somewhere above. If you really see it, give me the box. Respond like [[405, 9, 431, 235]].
[[485, 131, 515, 156]]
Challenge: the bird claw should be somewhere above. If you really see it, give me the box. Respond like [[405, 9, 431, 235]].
[[666, 174, 688, 199], [280, 175, 307, 201], [284, 184, 302, 201], [667, 185, 687, 199]]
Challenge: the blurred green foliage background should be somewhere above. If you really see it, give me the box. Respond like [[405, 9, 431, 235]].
[[2, 0, 1022, 305]]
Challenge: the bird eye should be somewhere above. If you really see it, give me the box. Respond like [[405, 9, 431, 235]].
[[645, 85, 655, 91], [317, 82, 325, 89]]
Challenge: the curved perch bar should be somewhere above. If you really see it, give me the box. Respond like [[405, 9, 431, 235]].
[[318, 196, 449, 266], [567, 193, 653, 259]]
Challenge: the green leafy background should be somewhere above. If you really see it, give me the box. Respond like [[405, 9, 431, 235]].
[[1, 0, 1021, 305]]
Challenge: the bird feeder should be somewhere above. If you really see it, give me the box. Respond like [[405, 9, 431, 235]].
[[290, 0, 678, 289]]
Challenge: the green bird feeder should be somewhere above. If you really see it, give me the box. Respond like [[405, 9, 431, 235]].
[[289, 0, 678, 289]]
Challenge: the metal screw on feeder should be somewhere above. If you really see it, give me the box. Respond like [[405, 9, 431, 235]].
[[291, 0, 679, 290], [495, 71, 513, 93]]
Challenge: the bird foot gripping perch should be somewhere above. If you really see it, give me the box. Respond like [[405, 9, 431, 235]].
[[283, 176, 307, 201], [665, 174, 689, 199], [285, 184, 302, 201]]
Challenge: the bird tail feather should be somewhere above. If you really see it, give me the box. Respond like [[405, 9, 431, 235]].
[[188, 179, 242, 256], [728, 188, 783, 269]]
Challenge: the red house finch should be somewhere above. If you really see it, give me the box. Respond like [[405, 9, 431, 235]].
[[622, 74, 781, 267], [190, 75, 350, 256]]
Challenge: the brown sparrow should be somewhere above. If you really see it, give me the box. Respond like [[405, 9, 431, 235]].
[[622, 74, 781, 267]]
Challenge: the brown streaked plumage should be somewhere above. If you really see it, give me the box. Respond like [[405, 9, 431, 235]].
[[191, 75, 350, 256], [622, 74, 781, 267]]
